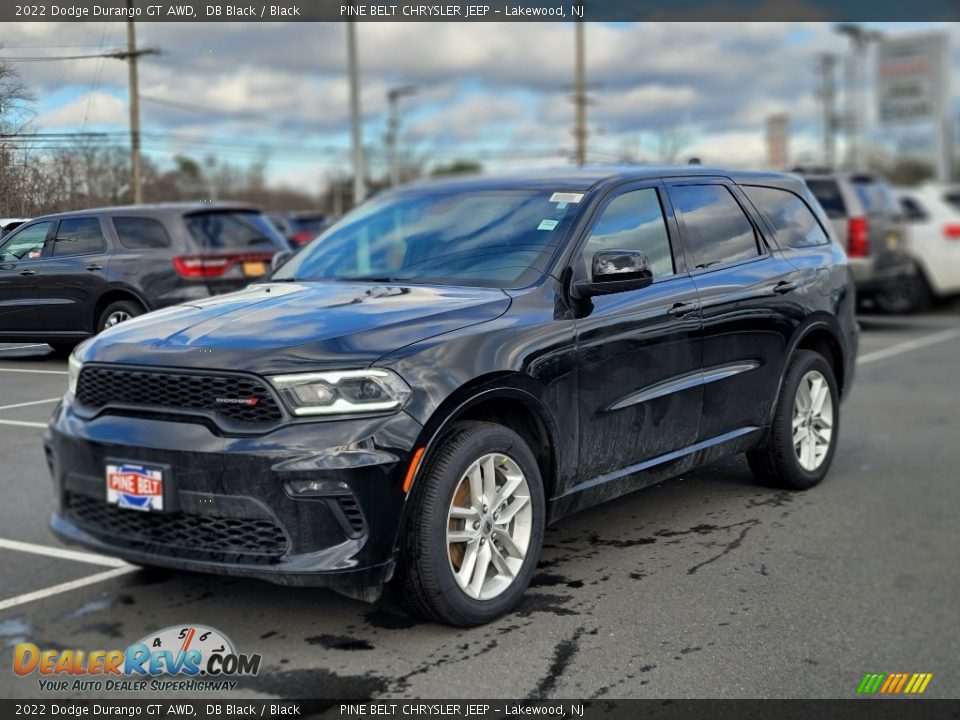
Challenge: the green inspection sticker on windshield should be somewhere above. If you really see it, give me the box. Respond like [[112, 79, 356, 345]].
[[537, 219, 559, 231]]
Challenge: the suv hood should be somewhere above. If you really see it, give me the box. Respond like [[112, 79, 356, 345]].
[[79, 281, 511, 373]]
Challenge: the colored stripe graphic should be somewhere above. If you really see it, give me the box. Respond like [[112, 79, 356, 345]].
[[858, 672, 932, 695]]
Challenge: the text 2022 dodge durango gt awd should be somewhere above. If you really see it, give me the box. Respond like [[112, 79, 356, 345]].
[[45, 167, 858, 626]]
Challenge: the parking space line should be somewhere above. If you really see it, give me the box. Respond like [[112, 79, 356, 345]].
[[858, 327, 960, 366], [0, 567, 136, 613], [0, 419, 47, 429], [0, 538, 129, 568], [0, 344, 47, 352], [0, 367, 67, 375], [0, 397, 59, 412]]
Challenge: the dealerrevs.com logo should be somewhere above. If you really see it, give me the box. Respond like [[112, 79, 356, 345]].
[[13, 625, 261, 693]]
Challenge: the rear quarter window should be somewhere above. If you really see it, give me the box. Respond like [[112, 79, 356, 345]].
[[743, 186, 830, 249], [112, 216, 173, 249]]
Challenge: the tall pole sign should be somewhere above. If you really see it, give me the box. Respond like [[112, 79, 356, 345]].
[[877, 32, 952, 182]]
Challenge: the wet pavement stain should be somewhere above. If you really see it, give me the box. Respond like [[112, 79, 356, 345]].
[[528, 627, 585, 699], [530, 572, 585, 589], [514, 593, 578, 618], [305, 634, 374, 651], [249, 667, 389, 700], [686, 519, 761, 575]]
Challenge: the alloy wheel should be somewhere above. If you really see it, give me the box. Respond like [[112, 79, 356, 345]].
[[792, 369, 833, 471], [446, 453, 532, 600], [104, 310, 132, 328]]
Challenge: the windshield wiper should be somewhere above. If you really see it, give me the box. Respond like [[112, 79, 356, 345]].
[[338, 275, 408, 283]]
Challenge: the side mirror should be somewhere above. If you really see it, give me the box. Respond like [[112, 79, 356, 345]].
[[270, 250, 293, 273], [573, 249, 653, 298]]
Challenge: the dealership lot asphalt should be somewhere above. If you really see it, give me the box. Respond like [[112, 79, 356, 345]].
[[1, 307, 959, 700]]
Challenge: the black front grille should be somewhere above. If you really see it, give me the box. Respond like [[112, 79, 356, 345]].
[[65, 492, 288, 558], [76, 365, 283, 428]]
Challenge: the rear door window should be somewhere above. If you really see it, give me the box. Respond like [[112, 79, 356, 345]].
[[113, 217, 173, 249], [742, 186, 830, 248], [670, 184, 761, 269], [52, 217, 107, 257], [805, 179, 846, 218], [183, 211, 284, 251]]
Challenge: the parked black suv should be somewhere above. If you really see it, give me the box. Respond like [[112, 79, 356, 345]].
[[45, 168, 858, 625], [0, 203, 289, 352]]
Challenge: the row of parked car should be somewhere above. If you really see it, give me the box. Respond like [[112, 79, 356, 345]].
[[795, 170, 960, 313], [1, 171, 958, 354]]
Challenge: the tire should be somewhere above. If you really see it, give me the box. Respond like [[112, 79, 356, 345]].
[[747, 350, 840, 490], [96, 299, 144, 333], [873, 264, 933, 314], [394, 421, 546, 626]]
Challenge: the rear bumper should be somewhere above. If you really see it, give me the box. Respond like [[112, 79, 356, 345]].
[[852, 252, 915, 294], [44, 400, 423, 588]]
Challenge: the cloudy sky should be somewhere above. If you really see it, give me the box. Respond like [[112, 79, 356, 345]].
[[1, 21, 956, 191]]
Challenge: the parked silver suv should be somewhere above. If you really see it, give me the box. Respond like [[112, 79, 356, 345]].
[[797, 171, 913, 311]]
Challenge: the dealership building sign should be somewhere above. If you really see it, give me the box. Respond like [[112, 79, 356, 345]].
[[877, 32, 949, 125]]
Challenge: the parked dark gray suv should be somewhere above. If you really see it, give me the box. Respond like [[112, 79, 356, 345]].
[[0, 203, 289, 353]]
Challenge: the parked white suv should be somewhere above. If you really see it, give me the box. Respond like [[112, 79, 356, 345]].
[[894, 184, 960, 310]]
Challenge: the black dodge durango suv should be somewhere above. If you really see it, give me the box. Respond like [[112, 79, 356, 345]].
[[45, 167, 858, 625]]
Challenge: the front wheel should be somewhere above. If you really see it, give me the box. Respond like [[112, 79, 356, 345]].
[[748, 350, 840, 490], [394, 421, 545, 626]]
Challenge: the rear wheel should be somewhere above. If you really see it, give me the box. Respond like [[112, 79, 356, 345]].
[[96, 299, 144, 333], [748, 350, 839, 490], [394, 421, 545, 626]]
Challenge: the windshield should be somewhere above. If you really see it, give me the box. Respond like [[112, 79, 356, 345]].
[[274, 189, 581, 288]]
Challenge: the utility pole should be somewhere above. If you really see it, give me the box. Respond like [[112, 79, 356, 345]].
[[817, 53, 838, 170], [126, 1, 143, 204], [837, 23, 883, 171], [386, 85, 417, 187], [573, 19, 587, 166], [346, 20, 366, 206]]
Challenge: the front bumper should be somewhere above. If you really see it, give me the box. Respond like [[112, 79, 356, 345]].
[[44, 400, 423, 588]]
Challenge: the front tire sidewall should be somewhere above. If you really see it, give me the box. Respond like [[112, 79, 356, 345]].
[[97, 300, 143, 333], [424, 426, 545, 625], [775, 352, 840, 489]]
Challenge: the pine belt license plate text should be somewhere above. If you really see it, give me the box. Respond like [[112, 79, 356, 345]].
[[243, 261, 266, 277], [106, 463, 164, 512]]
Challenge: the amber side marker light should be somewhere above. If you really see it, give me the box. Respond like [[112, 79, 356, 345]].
[[403, 447, 426, 493]]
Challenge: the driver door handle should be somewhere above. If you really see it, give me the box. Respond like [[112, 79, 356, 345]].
[[19, 269, 36, 276], [667, 302, 699, 318], [86, 263, 103, 271], [773, 281, 798, 294]]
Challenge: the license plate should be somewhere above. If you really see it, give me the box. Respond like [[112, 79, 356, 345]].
[[106, 463, 164, 512], [885, 233, 899, 250], [242, 261, 266, 277]]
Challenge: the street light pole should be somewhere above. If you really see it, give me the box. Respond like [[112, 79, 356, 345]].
[[573, 20, 587, 166], [346, 20, 366, 206], [836, 23, 883, 171], [387, 85, 417, 187]]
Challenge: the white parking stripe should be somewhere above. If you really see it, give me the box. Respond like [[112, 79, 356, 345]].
[[0, 567, 136, 613], [0, 397, 59, 412], [0, 419, 46, 429], [0, 344, 47, 352], [0, 367, 67, 375], [858, 326, 960, 365], [0, 538, 129, 568]]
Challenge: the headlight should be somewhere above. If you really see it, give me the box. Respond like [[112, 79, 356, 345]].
[[67, 352, 83, 395], [269, 369, 411, 416]]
